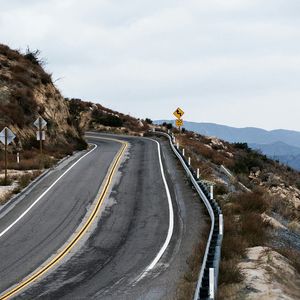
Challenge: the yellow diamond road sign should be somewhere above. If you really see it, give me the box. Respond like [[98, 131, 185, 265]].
[[176, 119, 184, 127], [173, 107, 184, 119]]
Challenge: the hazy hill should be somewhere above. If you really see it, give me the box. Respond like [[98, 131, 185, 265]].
[[249, 141, 300, 157], [155, 120, 300, 170]]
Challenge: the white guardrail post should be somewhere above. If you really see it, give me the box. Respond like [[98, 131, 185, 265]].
[[219, 214, 224, 236], [209, 268, 215, 299]]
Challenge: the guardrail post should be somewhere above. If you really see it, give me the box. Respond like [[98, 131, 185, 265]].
[[210, 185, 214, 200], [188, 157, 191, 166], [209, 268, 215, 299], [197, 168, 200, 179], [183, 148, 185, 157], [219, 214, 224, 235]]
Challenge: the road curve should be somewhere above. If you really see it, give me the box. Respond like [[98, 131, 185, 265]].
[[0, 133, 207, 299]]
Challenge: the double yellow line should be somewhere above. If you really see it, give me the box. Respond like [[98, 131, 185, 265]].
[[0, 137, 128, 300]]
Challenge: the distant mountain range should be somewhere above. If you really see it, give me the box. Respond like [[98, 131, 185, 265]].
[[155, 120, 300, 171]]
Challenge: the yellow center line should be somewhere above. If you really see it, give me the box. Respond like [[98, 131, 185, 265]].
[[0, 137, 128, 300]]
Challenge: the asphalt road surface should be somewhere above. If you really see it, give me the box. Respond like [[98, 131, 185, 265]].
[[0, 133, 207, 299]]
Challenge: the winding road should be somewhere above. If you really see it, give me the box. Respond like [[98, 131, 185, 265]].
[[0, 133, 207, 299]]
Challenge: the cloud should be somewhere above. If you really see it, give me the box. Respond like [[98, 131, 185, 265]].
[[1, 0, 300, 130]]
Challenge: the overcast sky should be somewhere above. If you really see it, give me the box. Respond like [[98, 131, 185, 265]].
[[1, 0, 300, 131]]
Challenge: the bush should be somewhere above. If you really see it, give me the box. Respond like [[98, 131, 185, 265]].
[[24, 48, 42, 66], [214, 183, 228, 195], [232, 191, 269, 214], [162, 122, 173, 129], [18, 173, 32, 188], [0, 176, 12, 186], [219, 260, 243, 285], [92, 112, 123, 127], [240, 212, 269, 246], [233, 142, 251, 151], [221, 235, 247, 260]]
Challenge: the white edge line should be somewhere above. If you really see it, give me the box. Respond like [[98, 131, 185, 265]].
[[0, 144, 98, 239], [136, 138, 174, 280]]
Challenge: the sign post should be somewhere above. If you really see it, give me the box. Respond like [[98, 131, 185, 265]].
[[34, 116, 47, 168], [0, 127, 16, 184], [34, 116, 47, 155], [173, 107, 185, 131]]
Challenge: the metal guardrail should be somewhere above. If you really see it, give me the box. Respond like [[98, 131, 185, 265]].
[[151, 129, 223, 300]]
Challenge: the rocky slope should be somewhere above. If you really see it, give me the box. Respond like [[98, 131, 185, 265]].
[[66, 98, 149, 135], [0, 44, 86, 153], [0, 44, 149, 157]]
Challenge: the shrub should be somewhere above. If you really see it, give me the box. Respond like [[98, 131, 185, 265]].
[[0, 176, 12, 186], [219, 260, 243, 285], [93, 114, 123, 127], [232, 191, 269, 214], [240, 212, 269, 246], [24, 48, 42, 66], [222, 235, 247, 260], [214, 183, 228, 195], [40, 72, 52, 85], [162, 122, 173, 129], [18, 173, 32, 188], [233, 142, 251, 151]]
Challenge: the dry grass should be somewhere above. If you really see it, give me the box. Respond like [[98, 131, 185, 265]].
[[172, 130, 300, 299], [230, 190, 269, 214], [0, 170, 42, 204], [270, 196, 299, 221], [275, 247, 300, 274], [0, 191, 13, 205], [219, 260, 244, 285], [175, 239, 207, 300]]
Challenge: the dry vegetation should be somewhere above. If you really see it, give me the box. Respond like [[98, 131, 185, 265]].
[[0, 44, 87, 153], [0, 170, 41, 205], [165, 126, 300, 299], [66, 98, 150, 134], [175, 231, 209, 300]]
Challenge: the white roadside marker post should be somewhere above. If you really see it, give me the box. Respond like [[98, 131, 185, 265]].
[[219, 214, 224, 235], [17, 152, 20, 164], [176, 142, 179, 149], [197, 168, 200, 179], [182, 148, 185, 157], [209, 268, 215, 299], [188, 157, 191, 166], [210, 185, 214, 200]]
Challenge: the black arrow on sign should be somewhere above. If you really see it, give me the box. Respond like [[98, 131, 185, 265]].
[[177, 109, 182, 117]]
